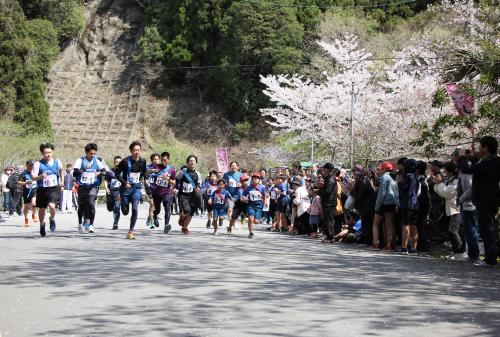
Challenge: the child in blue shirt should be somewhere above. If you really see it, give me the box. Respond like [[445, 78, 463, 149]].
[[242, 174, 267, 239], [208, 179, 233, 235], [202, 170, 218, 229]]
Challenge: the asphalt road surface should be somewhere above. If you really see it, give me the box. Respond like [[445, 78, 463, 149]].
[[1, 205, 499, 337]]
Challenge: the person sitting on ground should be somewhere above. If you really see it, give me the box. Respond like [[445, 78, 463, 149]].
[[334, 211, 363, 243]]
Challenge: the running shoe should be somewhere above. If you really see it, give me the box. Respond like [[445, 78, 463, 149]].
[[408, 249, 418, 255], [369, 243, 381, 250], [474, 260, 496, 268], [49, 218, 56, 232], [227, 226, 232, 235], [395, 247, 409, 255], [84, 224, 90, 234], [182, 227, 190, 235], [248, 232, 254, 239], [78, 223, 84, 234], [112, 223, 118, 230], [206, 220, 211, 229], [213, 230, 218, 236], [88, 225, 95, 234], [24, 218, 29, 226], [40, 224, 46, 237], [149, 223, 156, 230], [164, 224, 171, 234], [127, 231, 135, 240], [154, 218, 160, 228]]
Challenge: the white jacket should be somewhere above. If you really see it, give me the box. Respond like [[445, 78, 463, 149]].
[[1, 174, 10, 193], [434, 177, 460, 216], [293, 186, 310, 217]]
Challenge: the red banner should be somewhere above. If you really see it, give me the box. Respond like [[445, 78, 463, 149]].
[[445, 84, 474, 116]]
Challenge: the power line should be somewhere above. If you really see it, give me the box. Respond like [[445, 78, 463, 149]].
[[246, 0, 418, 9]]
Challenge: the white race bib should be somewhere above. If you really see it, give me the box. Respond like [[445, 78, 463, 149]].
[[249, 190, 262, 202], [43, 175, 58, 188], [81, 171, 96, 185], [129, 172, 141, 184], [156, 177, 170, 188], [183, 182, 194, 193], [228, 178, 238, 188], [214, 194, 225, 205], [110, 179, 121, 189]]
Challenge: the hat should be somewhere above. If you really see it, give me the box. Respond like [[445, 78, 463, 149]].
[[240, 174, 250, 182], [322, 162, 335, 170], [429, 160, 443, 168], [251, 173, 261, 179], [292, 178, 302, 186], [378, 162, 394, 172]]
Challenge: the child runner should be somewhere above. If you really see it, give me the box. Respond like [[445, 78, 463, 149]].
[[104, 156, 122, 230], [274, 175, 290, 232], [208, 179, 233, 235], [17, 160, 38, 226], [176, 155, 203, 235], [150, 152, 177, 234], [202, 170, 218, 228], [227, 174, 249, 235], [73, 143, 109, 234], [145, 153, 161, 229], [223, 161, 242, 221], [31, 143, 64, 237], [242, 173, 267, 239], [116, 141, 147, 240]]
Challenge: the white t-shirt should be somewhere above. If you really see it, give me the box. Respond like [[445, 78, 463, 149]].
[[1, 174, 10, 192]]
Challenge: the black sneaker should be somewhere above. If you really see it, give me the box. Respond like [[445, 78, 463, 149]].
[[248, 232, 254, 239], [112, 223, 118, 230], [49, 218, 56, 232], [206, 220, 211, 229], [164, 224, 171, 234], [40, 224, 46, 237], [154, 218, 160, 228]]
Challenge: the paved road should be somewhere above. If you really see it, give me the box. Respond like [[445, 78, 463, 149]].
[[0, 205, 499, 337]]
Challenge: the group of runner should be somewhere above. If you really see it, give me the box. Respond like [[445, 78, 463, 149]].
[[14, 141, 271, 240]]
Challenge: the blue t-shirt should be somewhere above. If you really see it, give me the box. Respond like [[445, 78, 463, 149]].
[[243, 184, 267, 206], [278, 182, 289, 198], [223, 171, 242, 197], [210, 189, 232, 208]]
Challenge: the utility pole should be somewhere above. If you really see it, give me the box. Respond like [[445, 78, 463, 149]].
[[350, 82, 357, 168]]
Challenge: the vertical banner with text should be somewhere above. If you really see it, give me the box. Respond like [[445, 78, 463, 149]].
[[216, 148, 229, 173]]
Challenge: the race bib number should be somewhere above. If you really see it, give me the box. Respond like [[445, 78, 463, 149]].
[[228, 178, 238, 188], [81, 171, 96, 185], [110, 179, 121, 189], [128, 172, 141, 184], [206, 186, 217, 196], [43, 175, 58, 188], [214, 194, 225, 205], [156, 177, 170, 188], [249, 190, 262, 202], [183, 182, 194, 193], [147, 176, 156, 184]]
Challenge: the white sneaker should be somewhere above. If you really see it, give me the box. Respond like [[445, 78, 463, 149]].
[[449, 252, 468, 261], [78, 224, 84, 234], [88, 225, 94, 234]]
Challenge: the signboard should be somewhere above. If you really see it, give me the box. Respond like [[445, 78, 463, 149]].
[[216, 148, 229, 173]]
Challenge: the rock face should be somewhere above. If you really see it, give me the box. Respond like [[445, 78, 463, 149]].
[[46, 0, 145, 160]]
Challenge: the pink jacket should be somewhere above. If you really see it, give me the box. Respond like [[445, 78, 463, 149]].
[[309, 195, 322, 216]]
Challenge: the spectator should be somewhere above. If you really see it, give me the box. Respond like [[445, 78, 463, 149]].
[[461, 136, 500, 268], [1, 167, 13, 213], [457, 156, 480, 264], [371, 162, 398, 251], [434, 161, 464, 259], [350, 165, 375, 245], [318, 162, 338, 243], [292, 178, 310, 235], [61, 164, 74, 213], [7, 166, 23, 216], [335, 211, 363, 243], [398, 159, 420, 255], [416, 161, 431, 252], [427, 160, 447, 244]]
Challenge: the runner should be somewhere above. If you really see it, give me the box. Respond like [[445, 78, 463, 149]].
[[73, 143, 109, 234], [207, 179, 233, 235], [223, 161, 242, 221], [201, 170, 218, 228], [145, 153, 161, 229], [150, 152, 176, 234], [227, 174, 249, 235], [116, 141, 147, 240], [31, 143, 64, 237], [242, 173, 267, 239], [104, 156, 122, 230], [17, 160, 38, 226], [176, 155, 203, 235]]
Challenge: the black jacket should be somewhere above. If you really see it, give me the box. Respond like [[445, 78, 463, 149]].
[[319, 174, 337, 208], [461, 155, 500, 211], [351, 176, 375, 213]]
